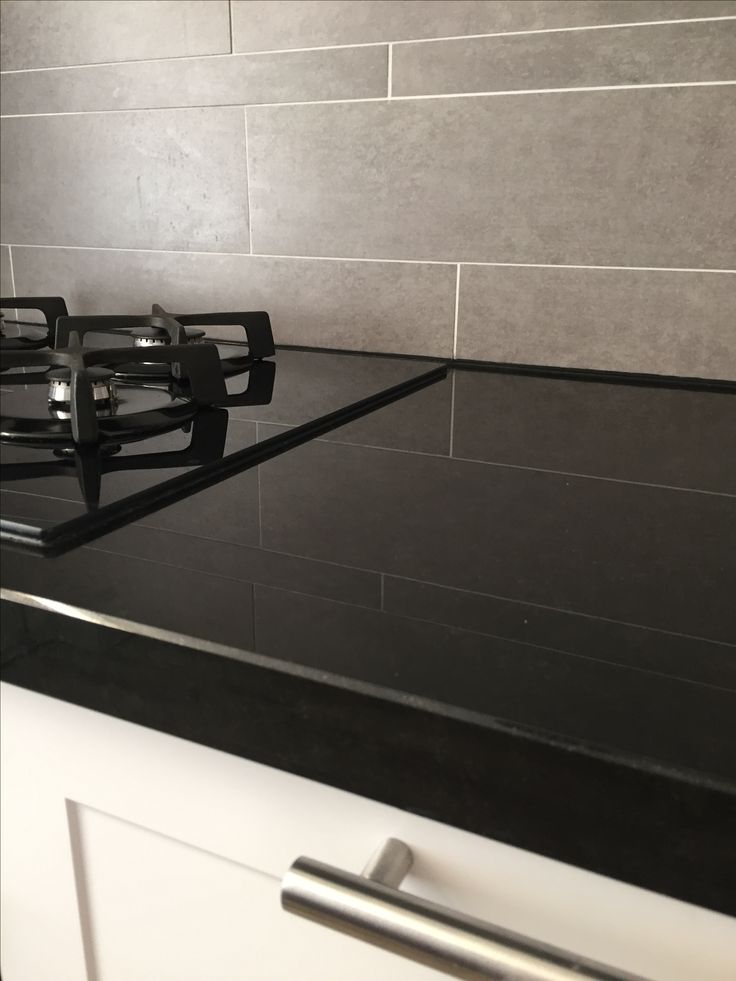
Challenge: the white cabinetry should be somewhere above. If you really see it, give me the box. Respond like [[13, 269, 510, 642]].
[[2, 683, 735, 981]]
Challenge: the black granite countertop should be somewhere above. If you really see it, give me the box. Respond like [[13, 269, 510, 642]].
[[2, 351, 735, 915]]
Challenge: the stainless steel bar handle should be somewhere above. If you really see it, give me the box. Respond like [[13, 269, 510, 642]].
[[281, 839, 648, 981]]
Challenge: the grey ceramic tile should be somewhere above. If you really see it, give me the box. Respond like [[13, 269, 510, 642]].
[[254, 585, 736, 779], [257, 433, 736, 641], [382, 576, 736, 688], [0, 246, 12, 295], [0, 0, 231, 71], [231, 1, 736, 52], [11, 247, 455, 357], [0, 110, 249, 252], [456, 265, 736, 378], [393, 20, 736, 96], [0, 46, 388, 116], [246, 88, 736, 267], [451, 369, 736, 491]]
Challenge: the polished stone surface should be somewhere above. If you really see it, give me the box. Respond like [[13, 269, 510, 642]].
[[2, 359, 735, 913], [451, 369, 736, 489]]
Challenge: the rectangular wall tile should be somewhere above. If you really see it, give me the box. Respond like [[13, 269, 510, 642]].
[[10, 247, 455, 357], [0, 0, 231, 71], [393, 21, 736, 96], [0, 110, 249, 252], [456, 265, 736, 378], [247, 88, 736, 267], [0, 246, 12, 295], [231, 1, 736, 52], [0, 46, 389, 116], [451, 369, 736, 491]]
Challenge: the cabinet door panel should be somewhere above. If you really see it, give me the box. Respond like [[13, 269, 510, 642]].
[[72, 804, 436, 981], [3, 684, 735, 981]]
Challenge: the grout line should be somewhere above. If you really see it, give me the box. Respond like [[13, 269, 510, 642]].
[[243, 107, 253, 254], [457, 260, 736, 274], [5, 245, 19, 320], [448, 369, 456, 458], [387, 43, 393, 98], [387, 15, 736, 47], [257, 475, 263, 547], [0, 99, 385, 119], [228, 0, 234, 55], [255, 420, 263, 547], [5, 485, 735, 644], [7, 245, 18, 296], [1, 243, 735, 274], [301, 433, 736, 499], [383, 576, 736, 650], [0, 43, 391, 75], [1, 15, 734, 75], [391, 79, 736, 101], [452, 265, 461, 359], [251, 583, 257, 647], [3, 80, 736, 119]]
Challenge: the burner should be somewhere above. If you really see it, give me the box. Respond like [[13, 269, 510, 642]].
[[132, 325, 205, 348], [48, 366, 117, 406], [0, 326, 228, 445], [1, 297, 276, 454]]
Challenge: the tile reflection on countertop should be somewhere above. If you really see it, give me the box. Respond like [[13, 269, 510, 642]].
[[253, 584, 736, 782], [2, 362, 734, 787], [451, 369, 736, 492]]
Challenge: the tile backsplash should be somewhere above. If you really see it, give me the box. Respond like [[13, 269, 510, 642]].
[[1, 0, 734, 377]]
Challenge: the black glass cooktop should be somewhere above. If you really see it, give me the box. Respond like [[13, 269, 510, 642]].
[[1, 345, 445, 552]]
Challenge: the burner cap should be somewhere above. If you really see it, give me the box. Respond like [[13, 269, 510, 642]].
[[132, 325, 206, 347], [48, 366, 116, 405], [132, 326, 169, 347]]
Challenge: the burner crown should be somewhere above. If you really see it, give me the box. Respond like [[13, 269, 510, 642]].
[[48, 366, 116, 405]]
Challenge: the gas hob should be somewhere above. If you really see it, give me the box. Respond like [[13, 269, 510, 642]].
[[0, 294, 446, 554]]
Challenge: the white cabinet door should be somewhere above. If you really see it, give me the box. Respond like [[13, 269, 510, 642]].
[[2, 683, 735, 981], [63, 804, 438, 981], [0, 685, 436, 981]]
